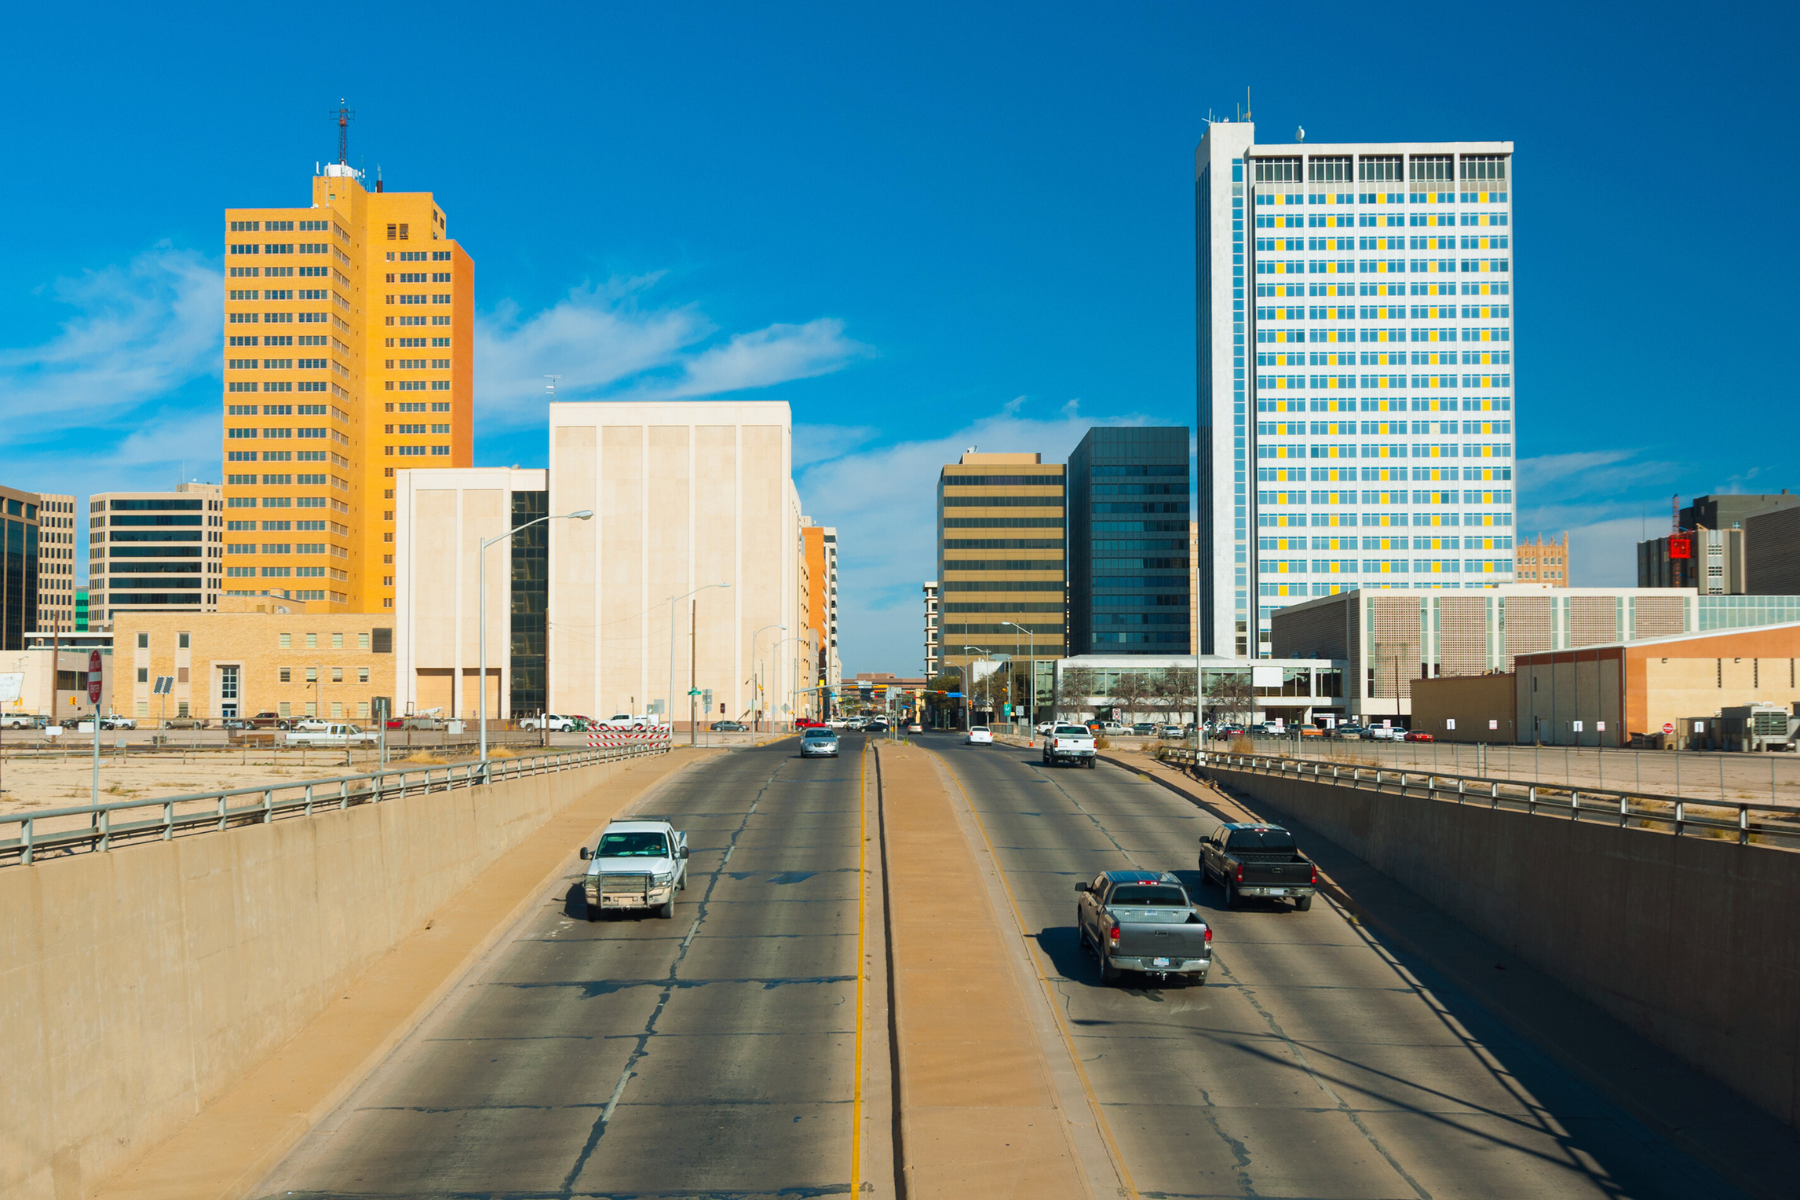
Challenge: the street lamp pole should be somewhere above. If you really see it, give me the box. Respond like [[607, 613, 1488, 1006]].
[[480, 509, 593, 770], [771, 635, 803, 728], [751, 623, 785, 731], [666, 582, 731, 738], [1004, 621, 1035, 732]]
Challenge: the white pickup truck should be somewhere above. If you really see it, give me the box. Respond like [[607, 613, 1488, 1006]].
[[1042, 723, 1097, 768], [580, 818, 690, 919], [597, 713, 665, 731], [285, 723, 380, 747]]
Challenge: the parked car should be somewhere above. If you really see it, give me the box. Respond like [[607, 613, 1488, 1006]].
[[1198, 822, 1317, 911], [162, 715, 208, 729], [597, 713, 661, 731], [1159, 724, 1186, 738], [1131, 722, 1158, 736], [1215, 725, 1246, 739], [800, 726, 840, 757], [293, 717, 334, 732], [1368, 726, 1402, 741], [710, 719, 747, 732], [1075, 870, 1212, 985], [966, 726, 993, 745], [99, 714, 136, 730], [519, 713, 579, 732], [0, 713, 41, 729], [1403, 730, 1435, 743], [246, 711, 291, 730], [1298, 725, 1325, 738], [1097, 721, 1128, 736], [285, 723, 380, 747], [1035, 721, 1056, 735], [579, 818, 689, 920], [1042, 723, 1097, 768], [1330, 723, 1368, 740]]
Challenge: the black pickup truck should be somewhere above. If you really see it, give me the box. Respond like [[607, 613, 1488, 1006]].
[[1198, 822, 1317, 911]]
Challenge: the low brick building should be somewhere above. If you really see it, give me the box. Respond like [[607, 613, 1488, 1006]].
[[110, 598, 394, 725]]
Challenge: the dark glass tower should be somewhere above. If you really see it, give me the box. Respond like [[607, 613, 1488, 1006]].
[[509, 489, 549, 717], [1067, 427, 1191, 654]]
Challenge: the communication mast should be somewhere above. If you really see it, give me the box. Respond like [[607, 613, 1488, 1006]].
[[332, 99, 354, 164]]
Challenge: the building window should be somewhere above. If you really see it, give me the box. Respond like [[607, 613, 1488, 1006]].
[[1409, 154, 1453, 181], [1307, 155, 1350, 181], [1460, 154, 1507, 180], [1358, 155, 1401, 181], [280, 667, 291, 682]]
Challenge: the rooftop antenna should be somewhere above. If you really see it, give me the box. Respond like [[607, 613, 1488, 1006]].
[[332, 99, 354, 164], [1245, 86, 1252, 121], [545, 374, 561, 402], [1296, 125, 1306, 142]]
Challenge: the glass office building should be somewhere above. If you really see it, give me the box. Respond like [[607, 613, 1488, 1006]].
[[1067, 427, 1191, 655]]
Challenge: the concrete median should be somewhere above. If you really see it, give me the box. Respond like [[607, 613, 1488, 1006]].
[[875, 742, 1092, 1199], [0, 748, 706, 1200]]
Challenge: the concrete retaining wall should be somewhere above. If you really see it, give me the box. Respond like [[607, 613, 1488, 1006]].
[[1207, 765, 1800, 1131], [0, 758, 647, 1200]]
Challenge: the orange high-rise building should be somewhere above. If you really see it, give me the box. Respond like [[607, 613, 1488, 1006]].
[[221, 152, 473, 613]]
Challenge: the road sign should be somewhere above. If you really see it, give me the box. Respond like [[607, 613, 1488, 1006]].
[[1662, 722, 1675, 734], [87, 651, 103, 704]]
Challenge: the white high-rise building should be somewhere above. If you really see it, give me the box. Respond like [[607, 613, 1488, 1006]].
[[1195, 122, 1516, 657]]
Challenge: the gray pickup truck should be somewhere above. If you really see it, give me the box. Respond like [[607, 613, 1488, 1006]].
[[1075, 869, 1212, 985]]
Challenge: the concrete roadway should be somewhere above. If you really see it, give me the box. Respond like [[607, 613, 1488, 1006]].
[[256, 736, 866, 1200], [930, 735, 1744, 1200]]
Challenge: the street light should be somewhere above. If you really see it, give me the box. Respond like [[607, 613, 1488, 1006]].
[[480, 509, 594, 769], [751, 623, 785, 730], [1004, 621, 1035, 732], [769, 635, 806, 728], [667, 582, 731, 741]]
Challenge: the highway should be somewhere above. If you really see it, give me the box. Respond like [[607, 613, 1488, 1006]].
[[930, 735, 1745, 1200], [256, 736, 867, 1200]]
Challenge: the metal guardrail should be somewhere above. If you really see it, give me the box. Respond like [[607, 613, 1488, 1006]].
[[0, 743, 667, 867], [1157, 747, 1800, 847]]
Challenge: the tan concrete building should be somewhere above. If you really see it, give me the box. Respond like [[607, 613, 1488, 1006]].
[[1514, 532, 1569, 586], [90, 482, 224, 629], [545, 400, 804, 725], [110, 599, 394, 723], [35, 492, 78, 631], [393, 467, 545, 721]]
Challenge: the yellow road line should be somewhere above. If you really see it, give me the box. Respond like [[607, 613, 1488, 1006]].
[[851, 741, 867, 1194], [929, 748, 1143, 1200]]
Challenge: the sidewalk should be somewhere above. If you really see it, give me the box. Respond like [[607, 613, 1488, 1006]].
[[876, 742, 1091, 1199]]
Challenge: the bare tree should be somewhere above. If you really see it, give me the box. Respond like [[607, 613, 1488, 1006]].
[[1111, 669, 1147, 725], [1056, 666, 1095, 721], [1206, 669, 1254, 727], [1156, 667, 1193, 725]]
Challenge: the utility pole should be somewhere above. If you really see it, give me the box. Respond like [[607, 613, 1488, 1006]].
[[689, 598, 697, 747]]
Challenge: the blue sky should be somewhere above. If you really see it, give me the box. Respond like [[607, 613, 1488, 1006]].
[[2, 1, 1795, 671]]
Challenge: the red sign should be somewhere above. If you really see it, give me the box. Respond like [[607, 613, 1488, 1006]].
[[1668, 536, 1691, 560], [87, 650, 103, 705], [1662, 722, 1675, 735]]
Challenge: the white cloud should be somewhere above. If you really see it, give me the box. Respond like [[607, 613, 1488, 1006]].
[[474, 279, 869, 428], [799, 407, 1161, 673], [0, 245, 220, 436]]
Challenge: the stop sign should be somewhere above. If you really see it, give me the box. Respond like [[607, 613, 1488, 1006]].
[[87, 650, 103, 705]]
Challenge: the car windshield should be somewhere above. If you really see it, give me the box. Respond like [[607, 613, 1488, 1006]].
[[1055, 726, 1090, 736], [803, 728, 835, 739], [1110, 885, 1188, 907], [970, 727, 989, 733], [598, 832, 668, 857], [1227, 828, 1297, 852]]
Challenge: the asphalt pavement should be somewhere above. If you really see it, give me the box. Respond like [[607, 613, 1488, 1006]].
[[255, 735, 867, 1200], [929, 734, 1746, 1200]]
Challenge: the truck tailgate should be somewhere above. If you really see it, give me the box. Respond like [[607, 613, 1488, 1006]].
[[1239, 859, 1313, 887], [1116, 922, 1211, 960]]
